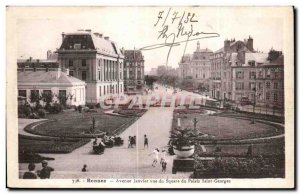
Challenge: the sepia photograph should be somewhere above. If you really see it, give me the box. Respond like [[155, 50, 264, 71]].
[[6, 6, 295, 189]]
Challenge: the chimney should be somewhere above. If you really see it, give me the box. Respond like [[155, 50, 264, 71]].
[[29, 56, 32, 61], [93, 32, 99, 37], [104, 36, 109, 40], [224, 39, 230, 52], [85, 29, 92, 33], [62, 32, 65, 42], [247, 36, 254, 52], [99, 34, 103, 38]]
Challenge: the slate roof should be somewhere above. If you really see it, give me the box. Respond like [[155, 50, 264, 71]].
[[124, 50, 144, 61], [58, 31, 123, 58], [18, 70, 86, 86]]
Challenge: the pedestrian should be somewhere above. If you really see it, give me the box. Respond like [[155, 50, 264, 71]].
[[161, 159, 167, 173], [23, 163, 37, 179], [160, 149, 166, 164], [130, 136, 135, 148], [128, 136, 132, 148], [82, 164, 87, 172], [38, 160, 54, 179], [149, 148, 159, 167], [144, 134, 148, 149]]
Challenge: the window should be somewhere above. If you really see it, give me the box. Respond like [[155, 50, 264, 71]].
[[59, 90, 66, 97], [266, 69, 271, 78], [249, 82, 256, 91], [30, 90, 39, 98], [74, 43, 81, 50], [98, 71, 101, 80], [236, 82, 244, 90], [69, 71, 74, 76], [274, 72, 279, 78], [266, 92, 270, 100], [249, 71, 256, 79], [99, 86, 101, 96], [236, 71, 244, 79], [266, 81, 271, 89], [274, 82, 278, 89], [18, 90, 26, 98], [69, 59, 73, 67], [43, 90, 51, 95], [274, 93, 278, 101], [82, 59, 86, 67], [82, 71, 87, 81], [248, 60, 255, 66]]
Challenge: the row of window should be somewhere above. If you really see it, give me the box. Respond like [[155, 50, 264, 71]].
[[99, 84, 123, 96], [19, 89, 67, 97]]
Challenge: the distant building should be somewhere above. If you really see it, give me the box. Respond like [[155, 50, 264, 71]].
[[123, 49, 145, 94], [56, 30, 124, 104], [148, 68, 157, 76], [17, 58, 86, 106], [179, 41, 213, 87]]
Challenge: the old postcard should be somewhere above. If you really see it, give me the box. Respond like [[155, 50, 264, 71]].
[[6, 6, 294, 189]]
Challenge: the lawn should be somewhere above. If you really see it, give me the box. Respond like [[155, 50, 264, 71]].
[[19, 135, 90, 154], [197, 142, 284, 157], [26, 110, 137, 138], [174, 113, 281, 140]]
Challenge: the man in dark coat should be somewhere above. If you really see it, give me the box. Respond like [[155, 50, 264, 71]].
[[38, 160, 54, 179], [23, 163, 37, 179]]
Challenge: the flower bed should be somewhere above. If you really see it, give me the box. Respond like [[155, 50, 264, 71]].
[[192, 155, 285, 178], [19, 134, 90, 154], [113, 108, 147, 117]]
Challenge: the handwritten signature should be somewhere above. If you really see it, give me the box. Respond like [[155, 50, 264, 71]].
[[139, 8, 220, 65]]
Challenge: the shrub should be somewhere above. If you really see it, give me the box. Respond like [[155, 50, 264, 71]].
[[18, 105, 32, 117], [78, 105, 82, 113], [83, 107, 90, 112], [37, 109, 46, 118], [18, 114, 27, 118], [88, 105, 94, 109], [49, 103, 63, 114], [29, 113, 39, 119]]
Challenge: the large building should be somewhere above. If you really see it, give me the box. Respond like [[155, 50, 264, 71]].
[[210, 36, 284, 109], [56, 30, 124, 104], [123, 50, 145, 94], [178, 41, 213, 87], [17, 57, 86, 106]]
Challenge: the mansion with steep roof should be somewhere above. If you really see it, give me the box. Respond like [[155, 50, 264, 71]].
[[17, 29, 126, 106]]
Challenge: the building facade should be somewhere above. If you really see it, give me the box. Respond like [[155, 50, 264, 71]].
[[17, 58, 86, 106], [123, 50, 145, 94], [179, 41, 213, 88], [56, 30, 124, 104], [210, 37, 284, 109]]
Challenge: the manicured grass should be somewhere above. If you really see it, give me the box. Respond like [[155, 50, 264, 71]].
[[175, 113, 281, 140], [27, 110, 137, 138], [19, 135, 90, 154], [197, 141, 284, 157]]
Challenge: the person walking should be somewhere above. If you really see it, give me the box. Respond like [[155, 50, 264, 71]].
[[161, 160, 167, 173], [149, 148, 159, 167], [128, 136, 132, 148], [160, 149, 166, 164], [144, 134, 148, 149], [23, 163, 37, 179], [38, 160, 54, 179]]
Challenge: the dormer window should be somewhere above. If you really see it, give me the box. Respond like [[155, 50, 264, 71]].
[[74, 43, 81, 50]]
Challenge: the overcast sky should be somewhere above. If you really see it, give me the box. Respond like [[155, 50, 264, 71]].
[[15, 7, 287, 71]]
